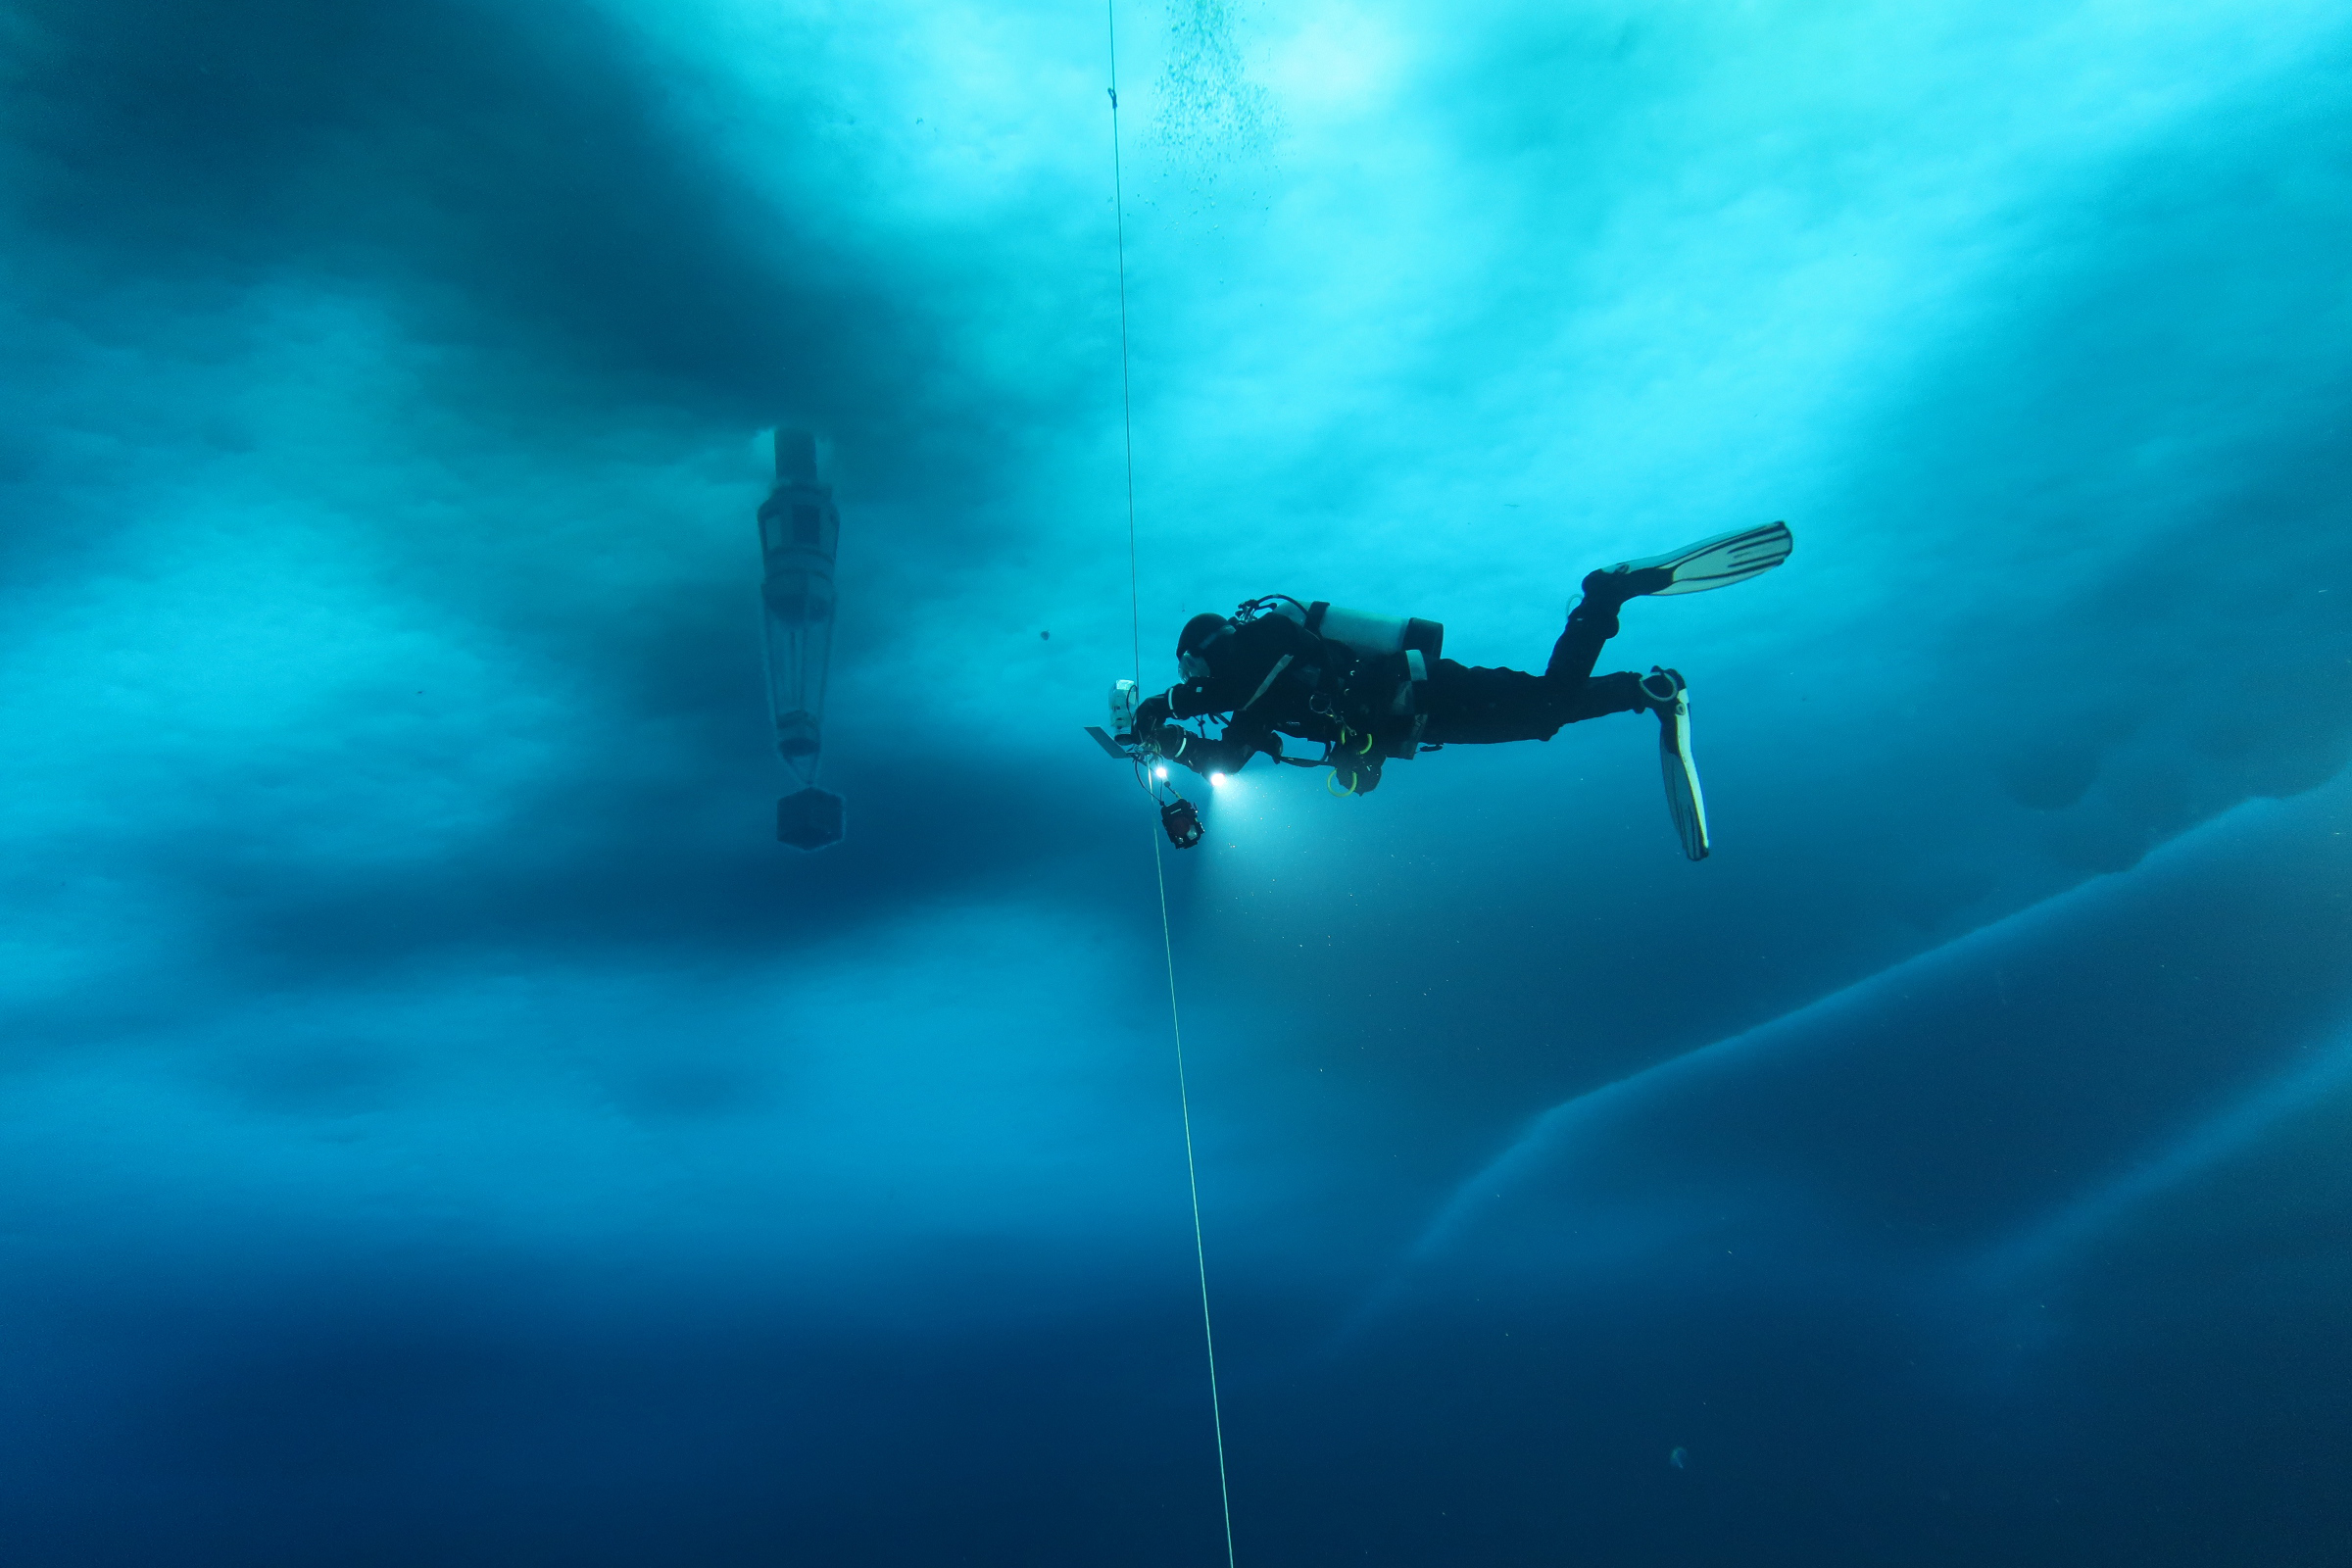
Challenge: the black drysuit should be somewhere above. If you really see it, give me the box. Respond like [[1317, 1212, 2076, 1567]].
[[1141, 597, 1648, 776]]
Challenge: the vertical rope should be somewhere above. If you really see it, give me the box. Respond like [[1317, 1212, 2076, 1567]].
[[1109, 9, 1142, 694], [1107, 10, 1239, 1566], [1152, 826, 1239, 1568]]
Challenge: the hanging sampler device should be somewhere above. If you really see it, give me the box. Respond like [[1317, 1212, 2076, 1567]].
[[759, 428, 845, 851]]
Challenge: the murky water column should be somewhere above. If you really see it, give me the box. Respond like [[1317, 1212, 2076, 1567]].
[[758, 428, 845, 849]]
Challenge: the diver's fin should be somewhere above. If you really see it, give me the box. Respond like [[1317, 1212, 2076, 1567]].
[[1612, 520, 1792, 596], [1642, 667, 1710, 861]]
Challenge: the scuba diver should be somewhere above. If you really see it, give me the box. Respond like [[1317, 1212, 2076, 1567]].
[[1089, 521, 1792, 860]]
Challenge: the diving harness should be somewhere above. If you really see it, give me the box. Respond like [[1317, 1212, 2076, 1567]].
[[1086, 594, 1447, 845]]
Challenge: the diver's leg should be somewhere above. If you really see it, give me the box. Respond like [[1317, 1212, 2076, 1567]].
[[1422, 662, 1555, 744], [1544, 600, 1617, 683], [1423, 661, 1646, 744], [1559, 669, 1648, 723], [1544, 565, 1674, 682]]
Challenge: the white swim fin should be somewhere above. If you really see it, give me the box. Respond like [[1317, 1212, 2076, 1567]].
[[1642, 668, 1710, 861], [1612, 520, 1792, 596]]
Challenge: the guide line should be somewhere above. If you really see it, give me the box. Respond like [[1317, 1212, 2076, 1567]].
[[1105, 9, 1239, 1565]]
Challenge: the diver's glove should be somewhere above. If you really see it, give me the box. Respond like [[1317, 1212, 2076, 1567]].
[[1133, 694, 1173, 736], [1143, 724, 1196, 761]]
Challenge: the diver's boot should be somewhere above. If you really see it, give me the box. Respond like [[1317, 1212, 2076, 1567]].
[[1550, 564, 1675, 679], [1581, 563, 1677, 610], [1641, 667, 1710, 861], [1637, 666, 1686, 711]]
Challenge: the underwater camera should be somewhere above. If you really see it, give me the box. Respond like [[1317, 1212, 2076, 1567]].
[[1160, 796, 1203, 849]]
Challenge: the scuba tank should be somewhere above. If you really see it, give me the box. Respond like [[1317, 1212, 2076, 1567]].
[[1301, 603, 1444, 665]]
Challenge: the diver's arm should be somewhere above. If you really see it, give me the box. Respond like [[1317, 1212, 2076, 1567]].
[[1153, 673, 1261, 725], [1165, 679, 1233, 721], [1135, 691, 1228, 744], [1142, 725, 1259, 777]]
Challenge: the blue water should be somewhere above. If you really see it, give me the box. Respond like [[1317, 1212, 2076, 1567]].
[[5, 1, 2351, 1562]]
